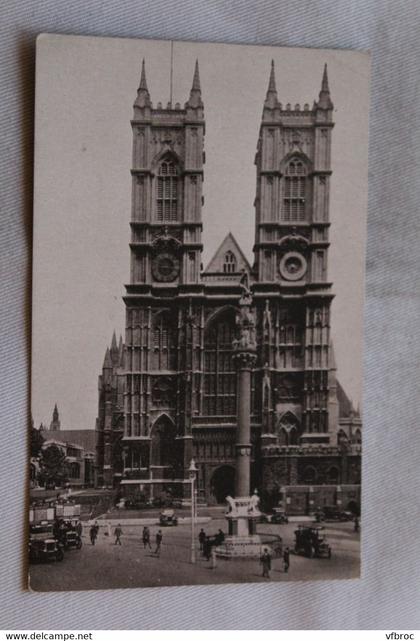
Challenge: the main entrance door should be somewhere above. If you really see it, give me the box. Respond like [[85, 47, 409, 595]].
[[210, 465, 235, 504]]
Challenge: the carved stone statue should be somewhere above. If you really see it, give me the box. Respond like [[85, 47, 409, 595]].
[[225, 495, 236, 514], [234, 291, 257, 351], [247, 491, 261, 515]]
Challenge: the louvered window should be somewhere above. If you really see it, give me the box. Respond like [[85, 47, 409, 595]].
[[157, 158, 179, 221], [283, 158, 307, 221]]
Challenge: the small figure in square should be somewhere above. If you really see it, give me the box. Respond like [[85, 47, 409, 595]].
[[198, 528, 206, 552], [283, 546, 290, 573], [203, 536, 212, 561], [142, 526, 151, 549], [114, 523, 123, 545], [215, 529, 225, 546], [89, 523, 98, 546], [155, 529, 163, 557], [260, 548, 271, 579]]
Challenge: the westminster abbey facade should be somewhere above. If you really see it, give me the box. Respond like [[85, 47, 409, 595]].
[[95, 60, 362, 514]]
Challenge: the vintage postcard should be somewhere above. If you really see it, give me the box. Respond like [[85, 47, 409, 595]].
[[30, 34, 369, 590]]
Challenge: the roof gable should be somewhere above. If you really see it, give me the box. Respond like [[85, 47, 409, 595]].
[[204, 233, 251, 274]]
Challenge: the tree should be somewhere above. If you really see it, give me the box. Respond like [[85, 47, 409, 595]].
[[30, 426, 45, 458], [38, 444, 68, 487]]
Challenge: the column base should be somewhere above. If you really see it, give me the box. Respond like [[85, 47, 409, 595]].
[[216, 535, 263, 559]]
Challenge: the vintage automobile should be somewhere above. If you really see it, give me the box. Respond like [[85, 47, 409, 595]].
[[159, 509, 178, 526], [55, 520, 83, 550], [257, 512, 271, 523], [258, 509, 288, 524], [271, 510, 289, 524], [294, 525, 332, 559], [29, 524, 64, 563], [320, 506, 354, 522]]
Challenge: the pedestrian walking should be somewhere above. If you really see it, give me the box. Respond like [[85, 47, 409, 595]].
[[260, 548, 272, 579], [142, 526, 152, 549], [75, 520, 83, 537], [203, 536, 212, 561], [114, 523, 123, 545], [198, 528, 206, 552], [215, 529, 225, 545], [283, 546, 290, 573], [155, 529, 163, 557], [354, 516, 360, 533], [89, 523, 98, 546]]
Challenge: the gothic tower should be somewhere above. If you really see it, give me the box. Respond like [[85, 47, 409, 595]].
[[50, 403, 61, 431], [253, 62, 338, 450], [97, 58, 361, 508], [96, 332, 125, 487], [122, 60, 205, 490]]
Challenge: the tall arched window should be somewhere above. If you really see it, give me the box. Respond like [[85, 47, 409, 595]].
[[152, 311, 177, 370], [203, 310, 236, 416], [223, 251, 237, 273], [277, 412, 300, 445], [328, 466, 340, 483], [150, 416, 177, 467], [157, 156, 179, 221], [303, 465, 317, 484], [283, 157, 307, 221]]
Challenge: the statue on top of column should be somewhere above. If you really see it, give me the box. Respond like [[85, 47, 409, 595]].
[[233, 287, 257, 351]]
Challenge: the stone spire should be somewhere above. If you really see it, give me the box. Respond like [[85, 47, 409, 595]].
[[111, 330, 117, 350], [103, 346, 112, 369], [134, 59, 151, 109], [264, 60, 278, 109], [50, 403, 61, 431], [186, 60, 203, 109], [118, 335, 124, 367], [317, 63, 333, 110], [110, 330, 119, 366]]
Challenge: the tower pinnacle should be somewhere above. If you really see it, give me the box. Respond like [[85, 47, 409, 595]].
[[103, 347, 112, 369], [134, 59, 151, 109], [186, 60, 203, 109], [50, 403, 61, 431], [264, 60, 278, 109], [317, 63, 333, 110]]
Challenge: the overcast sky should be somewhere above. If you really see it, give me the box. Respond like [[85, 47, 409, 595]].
[[32, 35, 370, 430]]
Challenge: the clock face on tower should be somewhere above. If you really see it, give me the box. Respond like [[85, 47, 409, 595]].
[[152, 252, 180, 282], [279, 251, 307, 281]]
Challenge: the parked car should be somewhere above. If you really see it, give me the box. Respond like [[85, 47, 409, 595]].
[[294, 525, 331, 559], [159, 509, 178, 526], [29, 524, 64, 563], [271, 511, 289, 524], [258, 513, 271, 523], [55, 520, 82, 550], [321, 506, 354, 522], [125, 498, 149, 510]]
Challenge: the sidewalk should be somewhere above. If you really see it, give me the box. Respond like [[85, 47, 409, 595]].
[[88, 516, 212, 527]]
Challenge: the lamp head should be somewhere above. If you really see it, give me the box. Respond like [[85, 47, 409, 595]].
[[188, 459, 198, 477]]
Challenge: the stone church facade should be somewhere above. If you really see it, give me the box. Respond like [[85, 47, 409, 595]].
[[95, 60, 362, 514]]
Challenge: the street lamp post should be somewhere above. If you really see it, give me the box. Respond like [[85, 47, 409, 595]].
[[188, 459, 198, 564]]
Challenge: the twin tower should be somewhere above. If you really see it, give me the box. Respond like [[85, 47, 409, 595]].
[[97, 58, 361, 508]]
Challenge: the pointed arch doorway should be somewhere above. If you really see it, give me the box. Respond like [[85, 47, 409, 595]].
[[150, 415, 177, 468], [210, 465, 235, 504]]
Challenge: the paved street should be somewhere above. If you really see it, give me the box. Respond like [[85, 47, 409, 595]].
[[29, 516, 360, 591]]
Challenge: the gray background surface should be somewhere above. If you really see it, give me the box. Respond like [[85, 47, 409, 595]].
[[1, 0, 420, 630]]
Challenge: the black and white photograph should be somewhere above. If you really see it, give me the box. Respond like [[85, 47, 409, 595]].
[[29, 34, 369, 591]]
